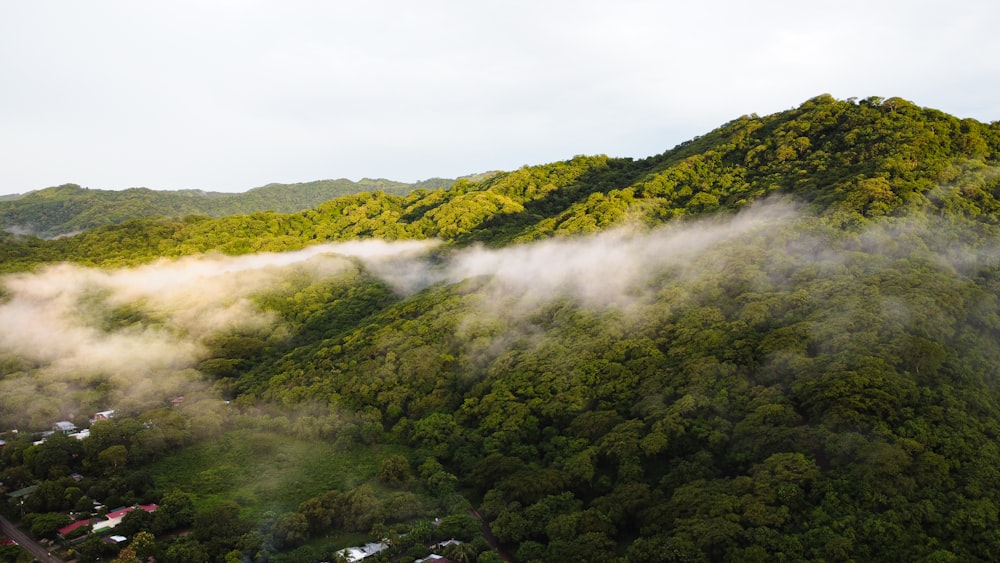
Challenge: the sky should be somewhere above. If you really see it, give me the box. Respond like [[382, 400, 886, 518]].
[[1, 0, 998, 196]]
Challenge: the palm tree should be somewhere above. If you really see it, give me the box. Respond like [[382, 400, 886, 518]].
[[443, 541, 476, 563]]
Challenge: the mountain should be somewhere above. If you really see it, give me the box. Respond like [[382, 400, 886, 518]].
[[2, 95, 1000, 562], [0, 177, 455, 239], [3, 94, 997, 268]]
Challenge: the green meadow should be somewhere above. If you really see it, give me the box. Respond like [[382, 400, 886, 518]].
[[150, 429, 412, 516]]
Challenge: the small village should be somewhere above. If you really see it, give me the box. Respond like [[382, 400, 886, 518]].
[[333, 537, 463, 563], [0, 409, 166, 559], [54, 504, 159, 546], [2, 408, 476, 562]]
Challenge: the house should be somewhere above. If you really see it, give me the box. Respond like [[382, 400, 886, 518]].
[[92, 410, 115, 422], [336, 541, 389, 562], [57, 519, 92, 539], [53, 421, 78, 434], [6, 485, 37, 500], [415, 556, 452, 563], [59, 503, 158, 542], [91, 504, 159, 533]]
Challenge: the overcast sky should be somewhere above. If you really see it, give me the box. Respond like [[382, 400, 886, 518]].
[[1, 1, 997, 196]]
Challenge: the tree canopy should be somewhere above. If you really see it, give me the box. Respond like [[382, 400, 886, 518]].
[[3, 95, 1000, 562]]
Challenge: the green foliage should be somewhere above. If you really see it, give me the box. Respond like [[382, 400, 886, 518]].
[[0, 96, 991, 273], [162, 537, 210, 563], [0, 178, 449, 239], [155, 489, 195, 532], [149, 426, 412, 518], [4, 95, 1000, 561], [377, 454, 412, 487], [26, 432, 83, 479], [235, 210, 1000, 559], [192, 500, 250, 555], [271, 512, 310, 549], [27, 511, 71, 538], [0, 544, 29, 563], [98, 445, 128, 473]]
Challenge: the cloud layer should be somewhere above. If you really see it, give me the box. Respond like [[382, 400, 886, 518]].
[[1, 200, 991, 430], [0, 240, 435, 428], [0, 202, 795, 428]]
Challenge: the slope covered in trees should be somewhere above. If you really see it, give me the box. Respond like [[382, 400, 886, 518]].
[[3, 94, 998, 270], [2, 95, 1000, 562], [0, 177, 454, 239]]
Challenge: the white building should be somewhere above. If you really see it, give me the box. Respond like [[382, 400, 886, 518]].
[[336, 541, 388, 562]]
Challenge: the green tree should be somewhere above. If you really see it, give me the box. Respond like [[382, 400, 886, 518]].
[[377, 454, 412, 486], [28, 512, 71, 538], [24, 480, 66, 513], [272, 512, 309, 549], [98, 445, 128, 473], [74, 534, 110, 563], [477, 551, 503, 563], [163, 538, 209, 563], [110, 546, 138, 563], [131, 531, 156, 560], [193, 501, 248, 543], [154, 489, 195, 532], [29, 433, 83, 478], [118, 507, 155, 536]]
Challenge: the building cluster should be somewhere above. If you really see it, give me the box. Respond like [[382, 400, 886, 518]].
[[332, 538, 462, 563], [415, 539, 462, 563], [30, 410, 116, 446], [335, 541, 388, 562], [56, 504, 159, 543]]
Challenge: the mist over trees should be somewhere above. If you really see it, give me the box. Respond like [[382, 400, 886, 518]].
[[2, 95, 1000, 561]]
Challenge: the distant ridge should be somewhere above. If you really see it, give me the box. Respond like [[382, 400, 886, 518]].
[[0, 177, 455, 239]]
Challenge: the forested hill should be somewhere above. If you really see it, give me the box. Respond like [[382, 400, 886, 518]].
[[2, 94, 999, 270], [0, 176, 454, 239], [4, 95, 1000, 562]]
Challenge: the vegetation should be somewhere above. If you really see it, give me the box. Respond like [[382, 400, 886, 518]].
[[0, 177, 455, 239], [2, 95, 1000, 561]]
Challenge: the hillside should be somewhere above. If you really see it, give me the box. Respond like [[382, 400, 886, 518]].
[[1, 94, 996, 268], [0, 177, 454, 239], [2, 95, 1000, 562]]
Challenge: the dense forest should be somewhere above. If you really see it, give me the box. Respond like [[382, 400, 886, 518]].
[[0, 177, 455, 239], [2, 94, 1000, 562]]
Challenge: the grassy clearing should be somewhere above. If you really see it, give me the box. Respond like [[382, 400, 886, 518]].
[[150, 429, 411, 517]]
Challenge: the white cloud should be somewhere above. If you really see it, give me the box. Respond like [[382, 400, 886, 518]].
[[0, 240, 436, 427], [1, 196, 991, 428], [0, 199, 800, 427]]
